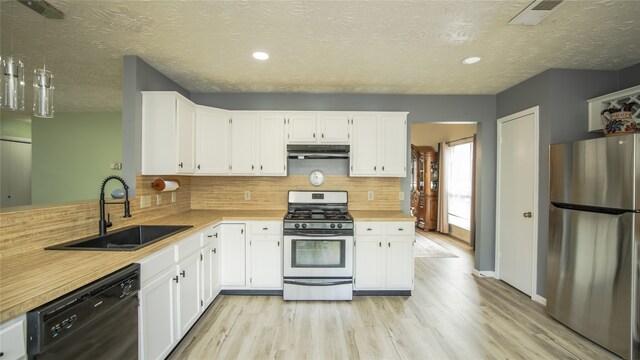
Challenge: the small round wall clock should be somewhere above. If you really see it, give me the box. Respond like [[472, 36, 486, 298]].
[[309, 170, 325, 187]]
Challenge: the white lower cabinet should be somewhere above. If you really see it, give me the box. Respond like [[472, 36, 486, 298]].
[[0, 315, 26, 360], [248, 221, 283, 289], [354, 221, 414, 290], [220, 224, 246, 287], [139, 228, 221, 360]]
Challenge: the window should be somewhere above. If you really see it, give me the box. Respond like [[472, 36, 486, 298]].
[[447, 140, 473, 230]]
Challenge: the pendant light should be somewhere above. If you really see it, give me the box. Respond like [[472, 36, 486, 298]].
[[2, 1, 25, 111], [33, 16, 53, 118]]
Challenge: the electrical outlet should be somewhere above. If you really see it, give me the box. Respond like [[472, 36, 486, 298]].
[[368, 191, 374, 201], [244, 191, 251, 200], [156, 194, 162, 206], [110, 162, 122, 170], [399, 191, 404, 201], [171, 192, 177, 203], [140, 195, 151, 208]]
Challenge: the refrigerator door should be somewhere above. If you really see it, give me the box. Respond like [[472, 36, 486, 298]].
[[549, 134, 638, 210], [548, 205, 633, 359]]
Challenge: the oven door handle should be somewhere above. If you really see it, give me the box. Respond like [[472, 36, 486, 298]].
[[284, 231, 352, 237], [284, 279, 353, 286]]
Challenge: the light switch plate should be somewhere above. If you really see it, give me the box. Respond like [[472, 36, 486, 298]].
[[244, 191, 251, 200], [368, 191, 374, 201], [140, 195, 151, 208]]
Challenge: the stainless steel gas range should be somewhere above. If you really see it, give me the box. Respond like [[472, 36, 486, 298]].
[[283, 191, 353, 300]]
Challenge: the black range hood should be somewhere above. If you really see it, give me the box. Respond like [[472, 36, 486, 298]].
[[287, 144, 350, 159]]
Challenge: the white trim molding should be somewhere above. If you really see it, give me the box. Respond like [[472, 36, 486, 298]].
[[532, 294, 547, 306], [472, 269, 496, 278]]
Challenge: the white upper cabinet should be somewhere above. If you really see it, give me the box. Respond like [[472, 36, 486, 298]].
[[287, 113, 317, 143], [195, 106, 230, 175], [287, 113, 350, 144], [230, 112, 258, 175], [350, 113, 407, 177], [318, 114, 350, 143], [257, 114, 287, 176], [141, 91, 195, 175]]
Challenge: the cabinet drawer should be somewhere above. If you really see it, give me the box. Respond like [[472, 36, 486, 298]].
[[385, 222, 414, 236], [355, 222, 382, 235], [176, 234, 202, 261], [251, 221, 282, 235], [138, 245, 175, 284], [0, 316, 26, 360]]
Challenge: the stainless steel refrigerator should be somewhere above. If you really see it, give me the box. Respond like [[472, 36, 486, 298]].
[[548, 134, 639, 359]]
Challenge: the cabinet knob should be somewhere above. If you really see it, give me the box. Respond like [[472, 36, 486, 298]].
[[180, 270, 186, 278], [523, 212, 533, 218]]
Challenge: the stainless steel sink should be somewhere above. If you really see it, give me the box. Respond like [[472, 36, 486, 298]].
[[46, 225, 193, 251]]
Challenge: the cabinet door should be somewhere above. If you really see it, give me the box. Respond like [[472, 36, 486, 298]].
[[385, 236, 414, 290], [176, 96, 195, 174], [211, 233, 221, 298], [379, 115, 406, 177], [201, 244, 214, 307], [176, 252, 201, 338], [319, 114, 350, 144], [350, 115, 378, 176], [230, 113, 257, 175], [195, 106, 230, 175], [141, 92, 178, 175], [139, 268, 177, 360], [0, 317, 26, 360], [287, 114, 317, 143], [220, 224, 246, 287], [258, 114, 286, 176], [354, 236, 384, 290], [250, 236, 282, 289]]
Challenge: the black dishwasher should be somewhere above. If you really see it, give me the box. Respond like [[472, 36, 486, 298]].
[[26, 263, 140, 360]]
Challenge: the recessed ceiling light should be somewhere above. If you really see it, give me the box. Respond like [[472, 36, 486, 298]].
[[462, 56, 481, 65], [252, 51, 269, 60]]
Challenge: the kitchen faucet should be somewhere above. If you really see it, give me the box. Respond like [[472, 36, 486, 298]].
[[99, 175, 131, 236]]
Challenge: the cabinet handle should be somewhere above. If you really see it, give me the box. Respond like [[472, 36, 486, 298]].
[[277, 241, 280, 246], [197, 164, 201, 170], [374, 166, 377, 171], [212, 248, 217, 254], [313, 133, 316, 138], [178, 162, 183, 168], [379, 242, 382, 247], [388, 242, 391, 248], [241, 229, 244, 234], [398, 228, 404, 231], [207, 234, 213, 238], [251, 165, 254, 170], [173, 276, 179, 283], [260, 165, 263, 170], [214, 233, 218, 238], [263, 227, 268, 230], [367, 228, 372, 231], [180, 270, 186, 278], [322, 133, 324, 138], [382, 166, 385, 171]]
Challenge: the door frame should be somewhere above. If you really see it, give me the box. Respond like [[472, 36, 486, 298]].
[[495, 106, 540, 300]]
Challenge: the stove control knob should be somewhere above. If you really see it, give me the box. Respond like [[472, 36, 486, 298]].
[[337, 223, 343, 229], [330, 223, 336, 229], [302, 223, 307, 229], [294, 223, 300, 229]]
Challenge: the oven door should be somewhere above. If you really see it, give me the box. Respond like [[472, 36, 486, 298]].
[[283, 232, 353, 278]]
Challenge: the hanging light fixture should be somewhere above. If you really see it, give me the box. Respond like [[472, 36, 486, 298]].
[[33, 16, 53, 118], [2, 1, 25, 111]]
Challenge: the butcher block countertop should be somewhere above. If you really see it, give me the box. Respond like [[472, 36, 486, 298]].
[[350, 210, 415, 221], [0, 210, 284, 323]]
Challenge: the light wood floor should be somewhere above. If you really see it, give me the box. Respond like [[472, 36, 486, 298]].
[[169, 231, 618, 360]]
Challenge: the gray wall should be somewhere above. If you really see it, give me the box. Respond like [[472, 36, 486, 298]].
[[618, 62, 640, 90], [496, 68, 621, 298], [192, 92, 498, 271], [122, 56, 190, 195]]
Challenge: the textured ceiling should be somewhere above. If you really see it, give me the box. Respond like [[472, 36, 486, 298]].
[[1, 0, 640, 113]]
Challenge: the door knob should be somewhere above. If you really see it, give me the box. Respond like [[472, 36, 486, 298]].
[[523, 212, 532, 218]]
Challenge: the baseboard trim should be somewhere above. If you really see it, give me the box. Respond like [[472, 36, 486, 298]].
[[220, 289, 283, 296], [472, 269, 495, 278], [532, 294, 547, 306], [353, 290, 411, 296]]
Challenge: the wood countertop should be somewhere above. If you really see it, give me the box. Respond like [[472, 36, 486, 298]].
[[349, 210, 415, 221], [0, 210, 284, 323]]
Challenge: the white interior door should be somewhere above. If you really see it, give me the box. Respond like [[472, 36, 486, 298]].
[[496, 107, 538, 297]]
